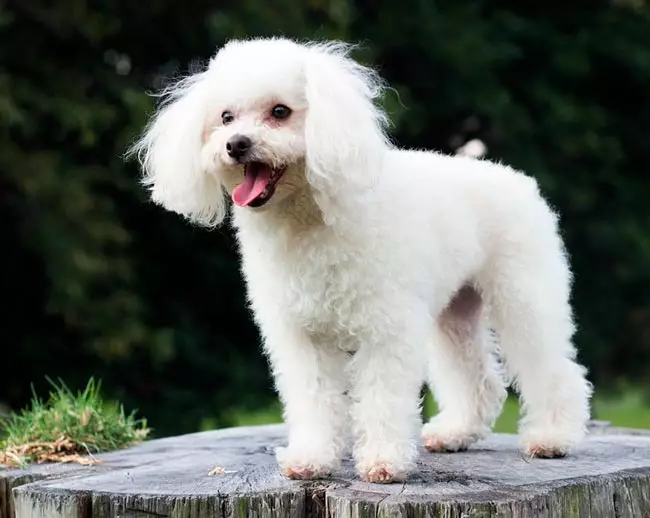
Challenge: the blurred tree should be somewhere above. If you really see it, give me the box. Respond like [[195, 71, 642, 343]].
[[0, 0, 277, 435], [1, 0, 649, 436]]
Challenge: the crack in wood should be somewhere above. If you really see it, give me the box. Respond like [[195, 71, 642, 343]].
[[304, 483, 330, 518], [0, 477, 8, 518], [121, 509, 169, 518]]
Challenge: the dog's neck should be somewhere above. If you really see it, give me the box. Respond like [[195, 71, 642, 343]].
[[232, 184, 325, 235], [232, 181, 370, 240], [270, 185, 325, 230], [231, 161, 381, 240]]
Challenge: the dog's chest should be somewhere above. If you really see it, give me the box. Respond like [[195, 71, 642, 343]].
[[263, 233, 372, 348], [290, 247, 367, 331]]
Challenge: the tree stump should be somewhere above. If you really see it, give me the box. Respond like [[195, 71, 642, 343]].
[[3, 422, 650, 518]]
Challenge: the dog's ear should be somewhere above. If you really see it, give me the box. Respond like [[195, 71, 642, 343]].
[[303, 43, 389, 194], [128, 72, 227, 228]]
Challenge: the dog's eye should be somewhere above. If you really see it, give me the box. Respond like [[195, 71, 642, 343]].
[[221, 111, 235, 125], [271, 104, 291, 120]]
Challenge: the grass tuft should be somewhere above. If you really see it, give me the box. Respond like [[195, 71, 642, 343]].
[[0, 377, 149, 468]]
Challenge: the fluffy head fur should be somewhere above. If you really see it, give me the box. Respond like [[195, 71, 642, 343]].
[[129, 39, 391, 226], [130, 37, 592, 484]]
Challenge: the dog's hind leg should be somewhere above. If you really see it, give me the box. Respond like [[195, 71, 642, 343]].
[[422, 286, 507, 452], [481, 220, 592, 458]]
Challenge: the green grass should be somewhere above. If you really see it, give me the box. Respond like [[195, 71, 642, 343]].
[[224, 389, 650, 433], [592, 390, 650, 430], [424, 390, 650, 432], [0, 378, 149, 468]]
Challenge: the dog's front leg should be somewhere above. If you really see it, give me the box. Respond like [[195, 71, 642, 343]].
[[348, 307, 428, 483], [265, 324, 349, 480]]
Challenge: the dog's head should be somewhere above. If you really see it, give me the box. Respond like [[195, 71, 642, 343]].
[[129, 38, 390, 227]]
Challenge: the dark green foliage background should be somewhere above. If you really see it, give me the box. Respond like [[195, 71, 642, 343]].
[[2, 1, 649, 436]]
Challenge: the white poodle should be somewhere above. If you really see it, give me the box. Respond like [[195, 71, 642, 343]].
[[130, 37, 592, 484]]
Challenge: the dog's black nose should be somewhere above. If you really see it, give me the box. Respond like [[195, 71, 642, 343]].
[[226, 135, 252, 160]]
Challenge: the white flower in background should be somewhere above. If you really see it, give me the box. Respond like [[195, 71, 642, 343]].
[[456, 139, 487, 158]]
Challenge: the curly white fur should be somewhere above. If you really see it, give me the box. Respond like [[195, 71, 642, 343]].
[[130, 37, 593, 483]]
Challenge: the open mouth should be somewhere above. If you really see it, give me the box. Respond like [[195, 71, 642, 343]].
[[232, 162, 287, 208]]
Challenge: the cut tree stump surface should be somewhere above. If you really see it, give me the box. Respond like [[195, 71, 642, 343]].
[[3, 423, 650, 517]]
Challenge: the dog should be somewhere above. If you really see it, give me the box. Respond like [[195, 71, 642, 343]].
[[130, 37, 592, 484]]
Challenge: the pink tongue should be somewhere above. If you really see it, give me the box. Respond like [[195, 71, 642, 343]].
[[232, 165, 272, 206]]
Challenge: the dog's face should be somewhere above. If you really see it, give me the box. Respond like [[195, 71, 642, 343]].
[[203, 101, 307, 209], [201, 41, 311, 209], [130, 38, 389, 227]]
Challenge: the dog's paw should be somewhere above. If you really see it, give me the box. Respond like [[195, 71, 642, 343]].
[[361, 462, 404, 484], [423, 435, 471, 453], [524, 443, 568, 459], [281, 465, 331, 480], [421, 418, 484, 453], [354, 443, 415, 484], [276, 446, 337, 480], [520, 425, 581, 459]]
